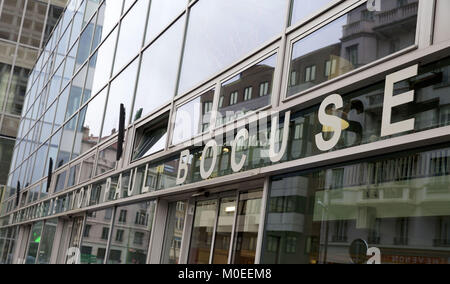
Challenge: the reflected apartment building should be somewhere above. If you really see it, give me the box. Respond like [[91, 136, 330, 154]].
[[1, 0, 450, 265]]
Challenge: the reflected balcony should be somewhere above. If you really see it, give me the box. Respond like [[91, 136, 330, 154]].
[[375, 2, 419, 28]]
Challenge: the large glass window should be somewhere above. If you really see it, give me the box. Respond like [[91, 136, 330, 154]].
[[97, 0, 123, 42], [80, 209, 113, 264], [0, 138, 14, 185], [218, 54, 277, 126], [66, 64, 87, 120], [161, 201, 187, 264], [262, 145, 450, 264], [46, 129, 61, 173], [172, 89, 214, 146], [0, 0, 26, 42], [133, 16, 185, 122], [37, 219, 58, 264], [56, 114, 78, 169], [290, 0, 333, 26], [178, 0, 287, 95], [287, 0, 418, 97], [106, 201, 156, 264], [95, 143, 117, 177], [283, 57, 450, 162], [145, 0, 187, 43], [132, 113, 168, 161], [90, 28, 117, 96], [231, 191, 263, 264], [76, 14, 95, 65], [188, 200, 218, 264], [25, 221, 43, 264], [74, 89, 107, 157], [113, 0, 149, 75], [102, 59, 138, 139], [212, 197, 237, 264], [80, 154, 96, 183], [54, 86, 69, 130], [5, 66, 29, 116], [0, 227, 17, 264]]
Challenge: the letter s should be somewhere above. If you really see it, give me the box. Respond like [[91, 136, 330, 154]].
[[315, 94, 344, 151]]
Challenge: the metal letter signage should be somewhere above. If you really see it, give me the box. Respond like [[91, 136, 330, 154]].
[[316, 94, 344, 152], [381, 65, 418, 137], [12, 64, 428, 224]]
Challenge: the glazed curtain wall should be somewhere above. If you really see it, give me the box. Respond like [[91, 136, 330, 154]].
[[262, 144, 450, 264]]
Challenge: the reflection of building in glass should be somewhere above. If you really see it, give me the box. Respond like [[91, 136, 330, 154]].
[[288, 0, 418, 96], [218, 55, 276, 125], [0, 0, 67, 186], [265, 147, 450, 264]]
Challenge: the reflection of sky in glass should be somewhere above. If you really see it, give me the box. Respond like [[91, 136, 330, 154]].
[[91, 29, 117, 95], [102, 59, 139, 138], [178, 0, 287, 95], [99, 0, 123, 41], [172, 96, 202, 145], [146, 0, 187, 43], [133, 16, 185, 120], [292, 15, 346, 60], [82, 88, 107, 139], [290, 0, 333, 26], [113, 0, 148, 75]]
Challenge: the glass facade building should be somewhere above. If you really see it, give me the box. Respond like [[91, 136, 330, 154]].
[[1, 0, 450, 264], [0, 0, 67, 188]]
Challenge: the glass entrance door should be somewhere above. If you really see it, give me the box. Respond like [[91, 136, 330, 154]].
[[161, 201, 187, 264], [56, 216, 84, 264], [187, 189, 263, 264]]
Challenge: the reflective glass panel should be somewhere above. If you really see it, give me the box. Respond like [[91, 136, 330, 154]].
[[218, 54, 277, 126], [172, 89, 214, 145], [132, 114, 168, 161], [290, 0, 333, 26], [74, 89, 107, 156], [0, 0, 25, 42], [66, 64, 87, 120], [212, 197, 237, 264], [67, 163, 80, 188], [102, 59, 138, 139], [96, 143, 117, 176], [106, 201, 156, 264], [6, 66, 29, 116], [97, 0, 123, 41], [133, 16, 185, 121], [25, 221, 43, 264], [37, 219, 57, 264], [145, 0, 187, 43], [161, 201, 186, 264], [178, 0, 287, 95], [54, 86, 69, 130], [188, 200, 218, 264], [262, 145, 450, 264], [56, 115, 78, 169], [80, 209, 113, 264], [287, 0, 418, 97], [231, 191, 262, 264], [113, 0, 149, 75], [80, 154, 96, 183], [91, 28, 117, 95]]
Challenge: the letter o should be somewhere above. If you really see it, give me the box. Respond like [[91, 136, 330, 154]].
[[200, 140, 218, 179]]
